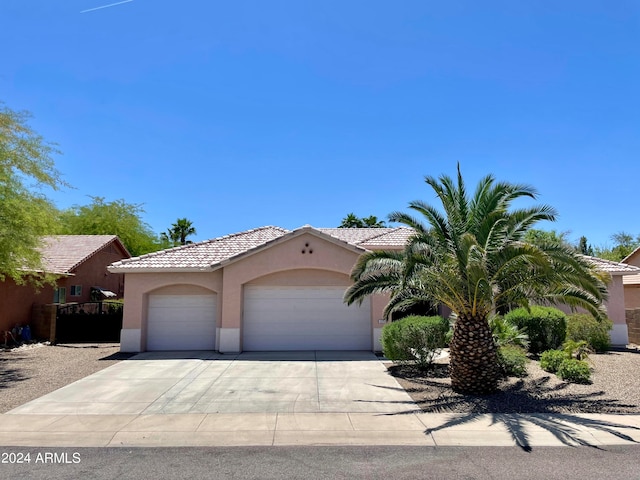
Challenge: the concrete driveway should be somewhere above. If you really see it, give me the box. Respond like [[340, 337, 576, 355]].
[[8, 351, 418, 416]]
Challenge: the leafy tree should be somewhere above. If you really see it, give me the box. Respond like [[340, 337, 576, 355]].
[[0, 103, 67, 285], [594, 231, 640, 261], [578, 236, 594, 256], [339, 213, 386, 228], [523, 229, 570, 247], [57, 197, 160, 256], [345, 166, 608, 394], [161, 218, 197, 246]]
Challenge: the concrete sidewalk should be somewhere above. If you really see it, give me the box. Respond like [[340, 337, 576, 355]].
[[1, 412, 639, 448]]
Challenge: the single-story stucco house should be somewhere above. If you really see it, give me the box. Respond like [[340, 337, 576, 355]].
[[0, 235, 129, 336], [109, 226, 416, 353], [108, 226, 639, 353]]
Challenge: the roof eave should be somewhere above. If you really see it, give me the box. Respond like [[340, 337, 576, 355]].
[[107, 266, 216, 274]]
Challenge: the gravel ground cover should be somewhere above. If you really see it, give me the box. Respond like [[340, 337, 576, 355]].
[[0, 343, 132, 413], [389, 348, 640, 414]]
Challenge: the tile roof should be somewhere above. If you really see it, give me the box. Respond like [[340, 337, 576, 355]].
[[109, 226, 413, 272], [109, 226, 290, 271], [583, 256, 640, 275], [317, 228, 414, 247], [40, 235, 128, 274]]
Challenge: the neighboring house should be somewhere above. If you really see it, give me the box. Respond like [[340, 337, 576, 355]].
[[0, 235, 131, 335], [109, 226, 415, 353], [109, 225, 637, 353], [576, 256, 640, 345], [622, 247, 640, 310]]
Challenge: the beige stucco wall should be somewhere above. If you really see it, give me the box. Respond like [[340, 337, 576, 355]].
[[221, 232, 374, 351], [556, 274, 628, 345], [120, 271, 222, 351]]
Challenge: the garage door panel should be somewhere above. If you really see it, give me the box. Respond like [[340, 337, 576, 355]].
[[147, 294, 216, 351], [243, 286, 371, 351]]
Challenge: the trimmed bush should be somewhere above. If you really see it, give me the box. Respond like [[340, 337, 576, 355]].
[[566, 314, 613, 352], [557, 359, 591, 384], [539, 349, 568, 373], [381, 315, 450, 370], [497, 345, 528, 377], [504, 306, 567, 354]]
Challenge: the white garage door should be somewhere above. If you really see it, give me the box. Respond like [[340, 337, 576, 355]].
[[243, 286, 371, 350], [147, 294, 216, 350]]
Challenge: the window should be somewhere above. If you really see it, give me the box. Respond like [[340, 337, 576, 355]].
[[70, 285, 82, 297], [54, 287, 66, 304]]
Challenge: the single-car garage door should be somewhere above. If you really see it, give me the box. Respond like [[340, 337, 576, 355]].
[[147, 294, 217, 350], [243, 286, 371, 350]]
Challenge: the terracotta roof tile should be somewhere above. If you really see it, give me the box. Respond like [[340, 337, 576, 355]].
[[40, 235, 128, 273]]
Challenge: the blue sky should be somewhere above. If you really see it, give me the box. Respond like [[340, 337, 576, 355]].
[[2, 1, 638, 248]]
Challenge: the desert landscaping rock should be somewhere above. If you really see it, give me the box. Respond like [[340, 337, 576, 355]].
[[389, 349, 640, 414], [0, 343, 130, 413]]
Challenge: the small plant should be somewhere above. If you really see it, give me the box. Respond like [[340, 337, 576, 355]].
[[381, 315, 450, 370], [557, 359, 591, 384], [504, 306, 567, 354], [539, 349, 568, 373], [497, 345, 528, 377], [566, 314, 613, 352], [489, 315, 530, 349], [562, 340, 592, 361]]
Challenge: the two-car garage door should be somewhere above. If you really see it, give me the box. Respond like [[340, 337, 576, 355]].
[[243, 286, 371, 351]]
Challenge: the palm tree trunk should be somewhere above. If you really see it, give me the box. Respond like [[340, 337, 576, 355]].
[[449, 314, 501, 394]]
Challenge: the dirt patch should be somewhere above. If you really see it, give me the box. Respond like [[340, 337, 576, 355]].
[[388, 349, 640, 414]]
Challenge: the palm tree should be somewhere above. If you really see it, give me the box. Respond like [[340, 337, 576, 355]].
[[362, 215, 386, 228], [345, 166, 608, 394], [162, 218, 197, 246], [339, 213, 364, 228], [339, 213, 386, 228]]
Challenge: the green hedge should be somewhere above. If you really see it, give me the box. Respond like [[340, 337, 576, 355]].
[[504, 306, 567, 354], [566, 314, 613, 352], [381, 315, 450, 370]]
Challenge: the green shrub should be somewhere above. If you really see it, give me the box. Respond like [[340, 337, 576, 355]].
[[556, 359, 591, 384], [539, 349, 568, 373], [497, 345, 528, 377], [381, 315, 450, 370], [566, 314, 613, 352], [504, 306, 567, 354], [489, 315, 530, 349]]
